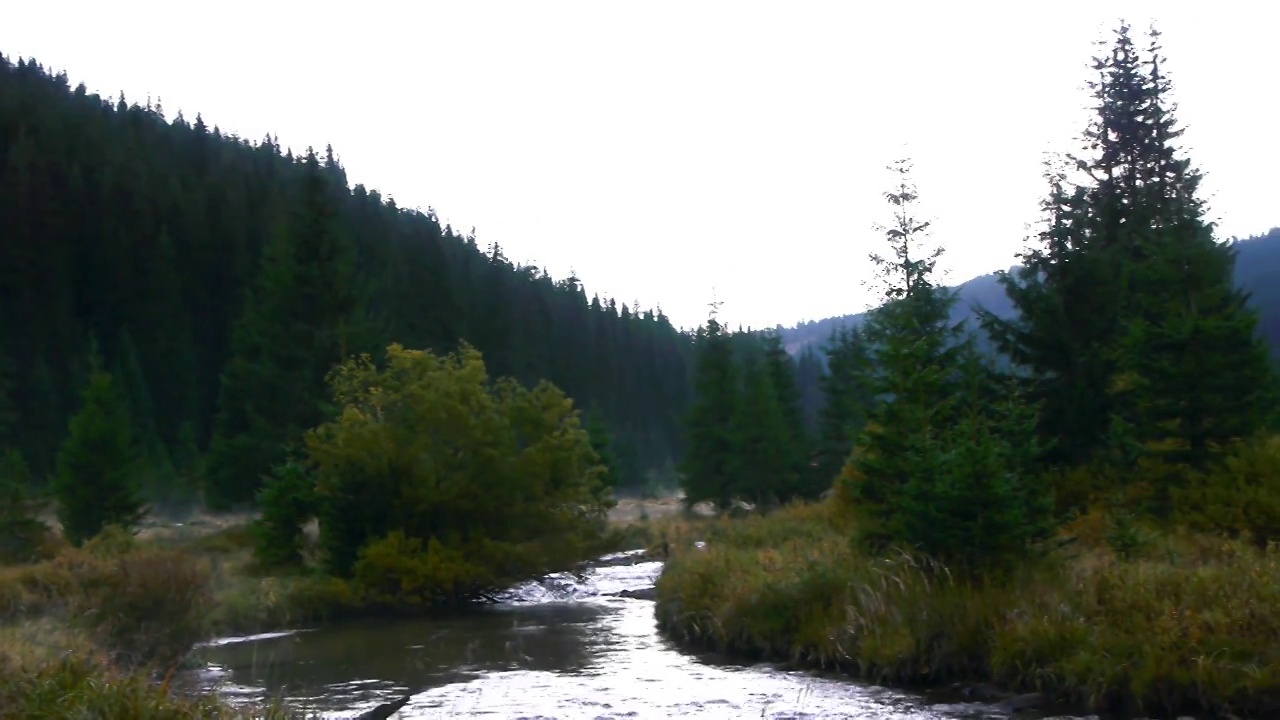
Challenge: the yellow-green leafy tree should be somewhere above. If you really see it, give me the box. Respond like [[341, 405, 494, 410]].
[[299, 343, 610, 607]]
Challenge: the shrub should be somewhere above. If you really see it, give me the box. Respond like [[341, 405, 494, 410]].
[[0, 540, 212, 669], [1175, 434, 1280, 548], [307, 343, 610, 590], [351, 531, 491, 609], [88, 547, 214, 668]]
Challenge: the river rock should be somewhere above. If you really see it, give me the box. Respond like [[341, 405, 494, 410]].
[[995, 692, 1045, 713], [354, 693, 412, 720], [610, 587, 657, 600], [960, 683, 1005, 701]]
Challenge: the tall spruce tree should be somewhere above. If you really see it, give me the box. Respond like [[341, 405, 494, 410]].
[[842, 160, 1053, 566], [840, 159, 964, 546], [981, 24, 1274, 480], [203, 149, 362, 509], [1109, 29, 1275, 476], [680, 302, 739, 511]]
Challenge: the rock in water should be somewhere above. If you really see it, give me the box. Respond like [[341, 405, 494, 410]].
[[354, 693, 412, 720], [995, 693, 1044, 714]]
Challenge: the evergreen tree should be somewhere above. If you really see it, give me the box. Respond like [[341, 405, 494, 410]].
[[54, 350, 145, 545], [680, 303, 740, 511], [0, 352, 16, 453], [730, 347, 793, 508], [203, 149, 362, 509], [841, 160, 1054, 566], [0, 449, 46, 562], [254, 456, 317, 569], [981, 23, 1274, 482], [896, 352, 1053, 569], [816, 325, 876, 490], [794, 344, 825, 436], [1112, 231, 1276, 485], [584, 409, 622, 493], [113, 329, 158, 449], [759, 331, 813, 501], [840, 159, 963, 546]]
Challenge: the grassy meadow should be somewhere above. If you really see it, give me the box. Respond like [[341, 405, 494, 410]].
[[653, 501, 1280, 719]]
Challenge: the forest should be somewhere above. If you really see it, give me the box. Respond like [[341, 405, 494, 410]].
[[0, 53, 692, 509]]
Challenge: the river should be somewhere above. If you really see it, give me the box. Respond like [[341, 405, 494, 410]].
[[193, 550, 1089, 720]]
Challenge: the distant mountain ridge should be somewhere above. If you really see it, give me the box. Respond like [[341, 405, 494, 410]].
[[780, 227, 1280, 356]]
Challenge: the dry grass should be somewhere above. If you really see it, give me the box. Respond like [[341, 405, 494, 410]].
[[0, 523, 311, 719], [655, 502, 1280, 719]]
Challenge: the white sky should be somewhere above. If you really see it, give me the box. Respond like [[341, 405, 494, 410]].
[[5, 2, 1278, 331]]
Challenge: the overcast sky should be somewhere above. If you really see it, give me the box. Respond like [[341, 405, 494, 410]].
[[6, 2, 1278, 330]]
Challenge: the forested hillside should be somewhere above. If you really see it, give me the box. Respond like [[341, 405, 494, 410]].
[[0, 55, 692, 502], [782, 227, 1280, 356]]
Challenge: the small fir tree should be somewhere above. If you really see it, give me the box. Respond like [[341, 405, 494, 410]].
[[54, 351, 146, 545]]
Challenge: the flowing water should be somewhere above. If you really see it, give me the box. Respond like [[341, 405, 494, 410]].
[[193, 551, 1089, 719]]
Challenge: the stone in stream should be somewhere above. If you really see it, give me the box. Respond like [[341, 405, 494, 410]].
[[608, 587, 657, 600], [994, 692, 1045, 714]]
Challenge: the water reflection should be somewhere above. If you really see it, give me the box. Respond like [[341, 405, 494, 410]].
[[200, 604, 605, 699]]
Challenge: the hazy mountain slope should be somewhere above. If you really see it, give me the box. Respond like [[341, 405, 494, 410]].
[[782, 228, 1280, 355]]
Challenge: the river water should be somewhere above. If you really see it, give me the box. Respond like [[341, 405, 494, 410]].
[[193, 550, 1088, 720]]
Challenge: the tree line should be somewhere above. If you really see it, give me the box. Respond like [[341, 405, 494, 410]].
[[681, 24, 1278, 565], [0, 53, 694, 525]]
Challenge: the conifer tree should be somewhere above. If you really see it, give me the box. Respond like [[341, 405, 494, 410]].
[[0, 449, 46, 562], [760, 331, 811, 500], [54, 349, 145, 545], [204, 149, 362, 509], [1108, 29, 1275, 475], [730, 347, 793, 508], [794, 344, 825, 435], [895, 348, 1054, 568], [0, 352, 16, 453], [680, 302, 740, 511], [840, 159, 963, 546], [843, 160, 1053, 566], [981, 23, 1274, 479], [584, 409, 621, 493], [816, 325, 876, 488]]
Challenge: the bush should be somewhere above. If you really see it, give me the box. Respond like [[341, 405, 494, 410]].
[[0, 540, 212, 669], [1175, 434, 1280, 548], [350, 531, 491, 609], [307, 343, 611, 591]]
